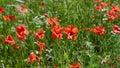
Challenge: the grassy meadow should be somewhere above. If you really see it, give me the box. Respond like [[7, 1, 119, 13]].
[[0, 0, 120, 68]]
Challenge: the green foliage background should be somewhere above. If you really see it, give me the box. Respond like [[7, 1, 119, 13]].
[[0, 0, 120, 68]]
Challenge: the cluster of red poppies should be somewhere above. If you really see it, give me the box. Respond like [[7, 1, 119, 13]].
[[94, 0, 120, 21], [1, 0, 120, 67], [47, 17, 79, 40], [0, 5, 28, 21], [1, 15, 80, 66], [2, 24, 45, 64], [94, 2, 107, 11], [84, 25, 120, 36], [107, 5, 120, 21], [0, 7, 16, 21]]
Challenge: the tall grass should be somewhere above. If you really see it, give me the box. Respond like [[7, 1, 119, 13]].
[[0, 0, 120, 68]]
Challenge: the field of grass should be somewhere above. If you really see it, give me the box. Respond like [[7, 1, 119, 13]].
[[1, 0, 120, 68]]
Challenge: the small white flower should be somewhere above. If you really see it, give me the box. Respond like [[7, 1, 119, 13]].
[[24, 59, 28, 61], [15, 0, 24, 3], [102, 18, 108, 21], [101, 8, 108, 12], [36, 51, 39, 54]]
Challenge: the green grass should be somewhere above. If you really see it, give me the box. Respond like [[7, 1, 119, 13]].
[[0, 0, 120, 68]]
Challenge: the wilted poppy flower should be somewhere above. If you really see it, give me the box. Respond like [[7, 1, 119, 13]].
[[40, 1, 47, 8], [16, 25, 29, 40], [91, 15, 96, 19], [83, 28, 92, 32], [3, 35, 16, 45], [0, 7, 5, 13], [70, 62, 81, 68], [47, 17, 59, 26], [27, 53, 40, 64], [17, 5, 28, 14], [94, 2, 107, 11], [90, 26, 105, 35], [44, 13, 48, 17], [93, 0, 102, 2], [35, 42, 45, 54], [3, 16, 16, 21], [116, 57, 120, 62], [102, 59, 112, 65], [53, 66, 59, 68], [13, 44, 20, 50], [51, 25, 63, 39], [64, 25, 79, 40], [35, 29, 44, 39], [113, 25, 120, 34], [0, 34, 3, 42]]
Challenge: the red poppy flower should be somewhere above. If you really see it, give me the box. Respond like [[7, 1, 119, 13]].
[[3, 35, 16, 45], [27, 53, 40, 64], [3, 16, 16, 21], [16, 25, 29, 40], [0, 7, 5, 13], [28, 53, 37, 62], [35, 29, 44, 39], [106, 10, 119, 21], [51, 25, 63, 39], [70, 62, 81, 68], [47, 17, 59, 26], [17, 5, 28, 14], [111, 5, 120, 12], [94, 2, 107, 11], [17, 34, 26, 41], [90, 26, 105, 35], [64, 25, 79, 40], [16, 25, 29, 35], [113, 25, 120, 34], [35, 42, 45, 54]]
